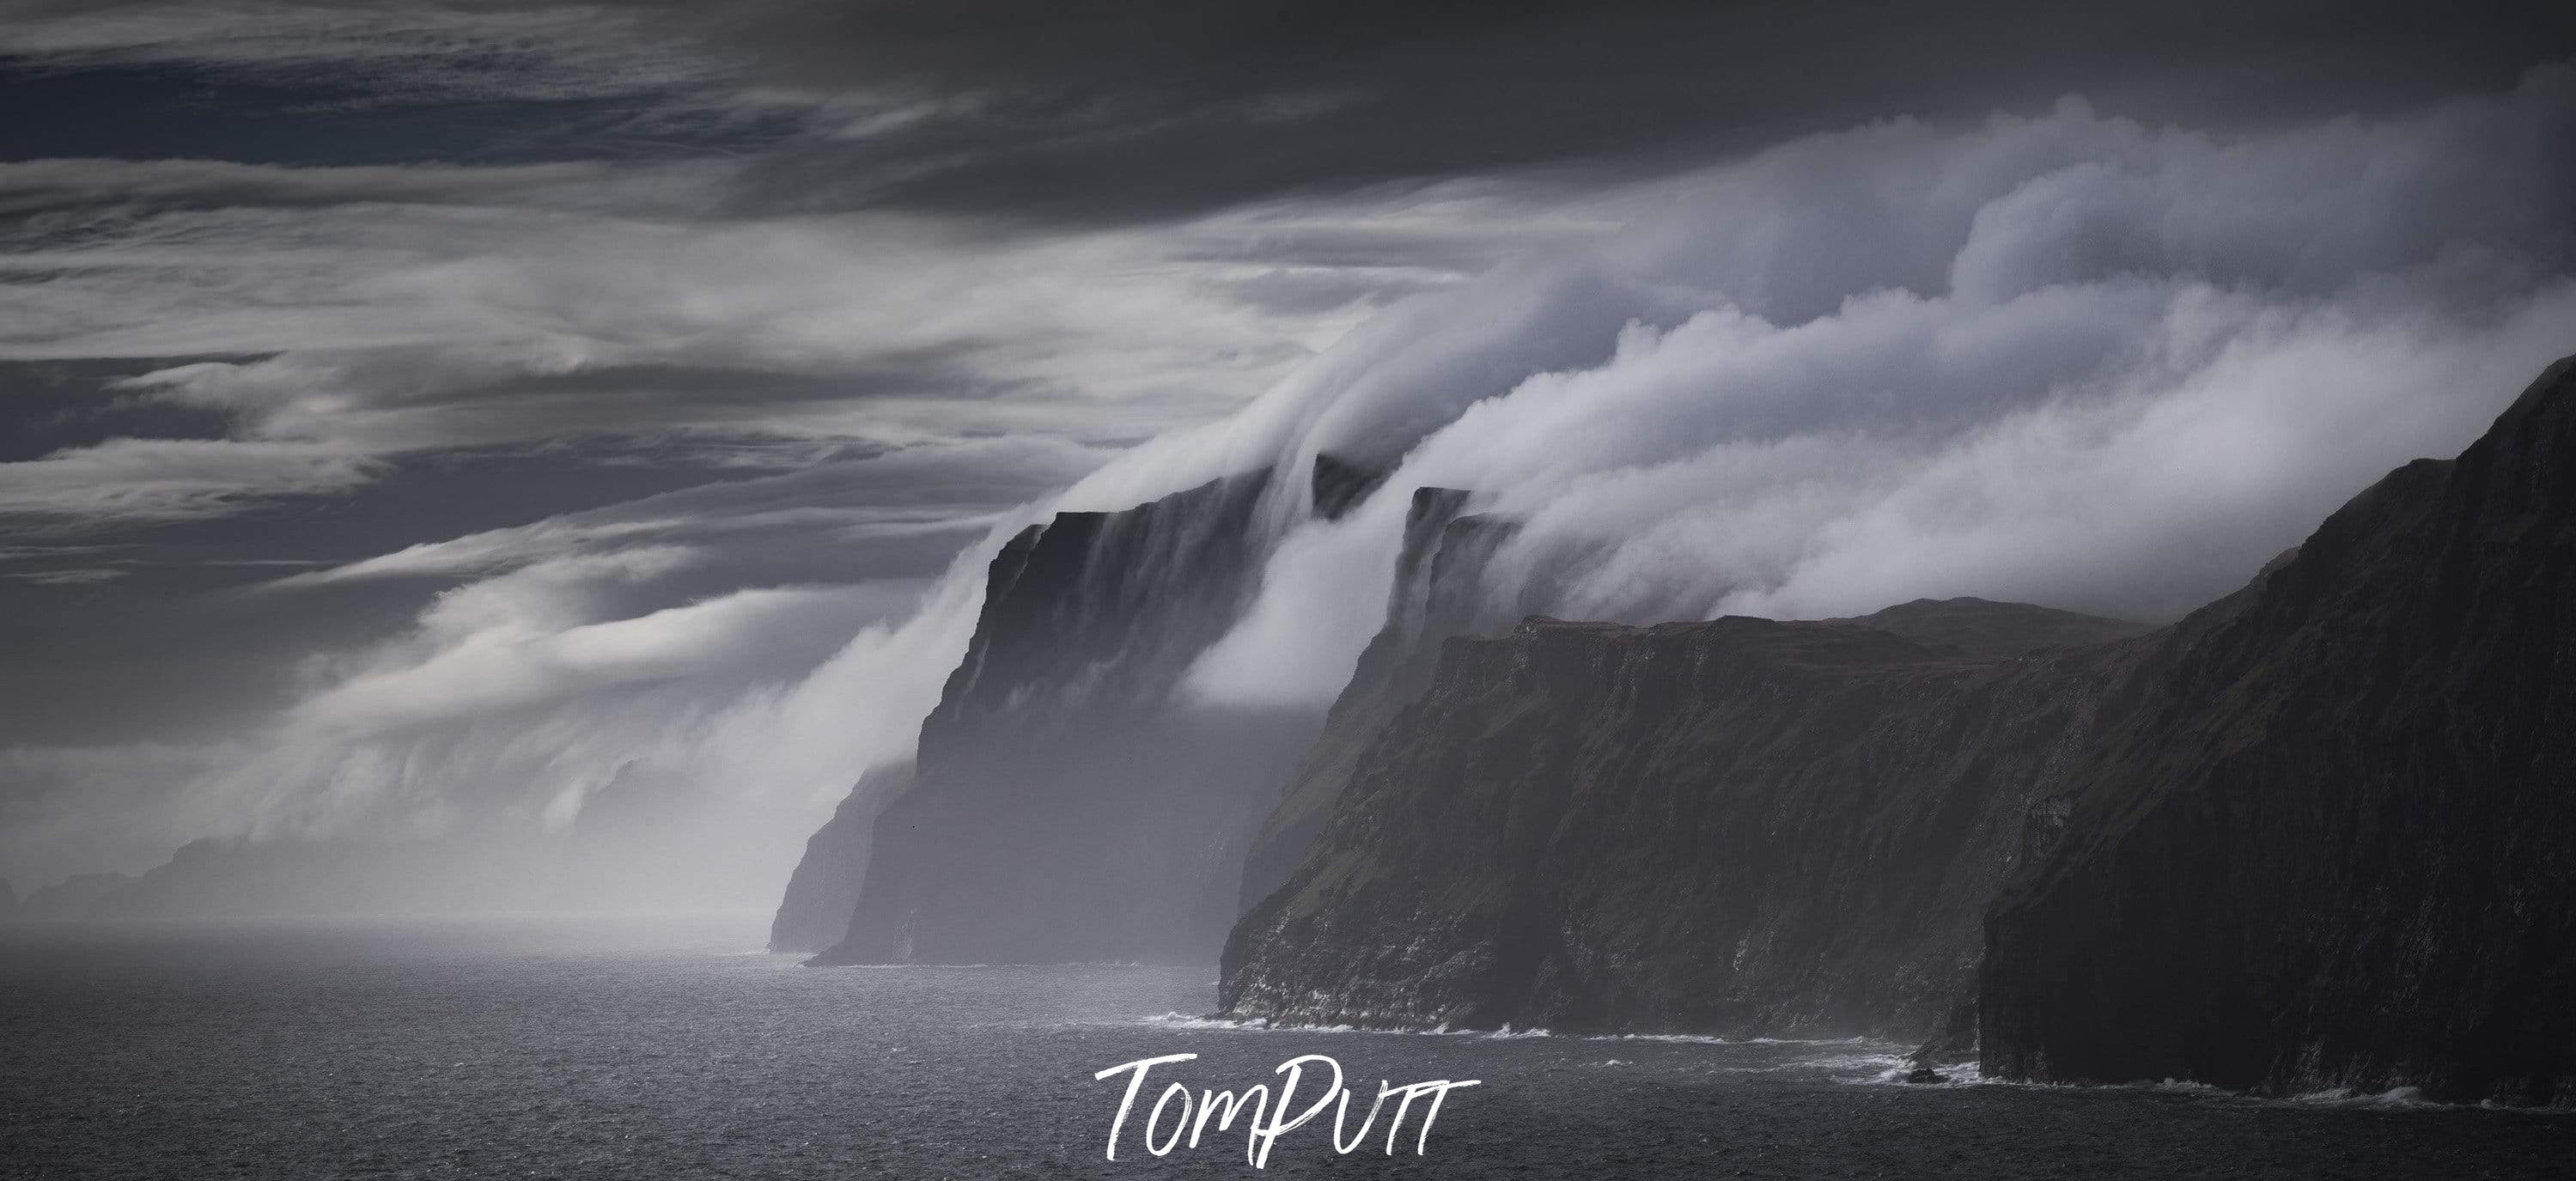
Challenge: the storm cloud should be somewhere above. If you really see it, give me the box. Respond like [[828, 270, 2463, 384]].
[[2, 1, 2570, 909]]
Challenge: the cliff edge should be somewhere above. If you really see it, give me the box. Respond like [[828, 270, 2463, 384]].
[[1221, 600, 2151, 1038], [1980, 356, 2576, 1104]]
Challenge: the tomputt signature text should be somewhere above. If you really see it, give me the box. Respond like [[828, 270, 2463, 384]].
[[1091, 1052, 1479, 1168]]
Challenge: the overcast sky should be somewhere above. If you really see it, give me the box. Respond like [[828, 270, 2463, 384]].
[[3, 0, 2571, 898]]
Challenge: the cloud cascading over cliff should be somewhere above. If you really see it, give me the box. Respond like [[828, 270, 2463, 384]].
[[1057, 67, 2576, 709], [761, 67, 2576, 965], [21, 62, 2575, 918]]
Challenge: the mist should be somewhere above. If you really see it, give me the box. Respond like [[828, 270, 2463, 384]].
[[9, 61, 2573, 918], [1160, 70, 2576, 704]]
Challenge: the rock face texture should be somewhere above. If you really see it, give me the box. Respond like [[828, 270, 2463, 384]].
[[769, 763, 913, 953], [1229, 494, 2157, 922], [812, 473, 1322, 965], [1221, 599, 2152, 1038], [1236, 486, 1517, 912], [1308, 453, 1392, 521], [0, 876, 15, 918], [1981, 356, 2576, 1104]]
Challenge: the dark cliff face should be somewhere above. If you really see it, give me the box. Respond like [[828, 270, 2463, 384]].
[[0, 876, 15, 918], [1309, 453, 1392, 521], [813, 472, 1324, 966], [1221, 600, 2153, 1038], [769, 763, 913, 953], [1981, 356, 2576, 1105], [1235, 486, 1517, 911]]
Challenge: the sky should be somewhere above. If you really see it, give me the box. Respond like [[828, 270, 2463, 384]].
[[3, 0, 2573, 902]]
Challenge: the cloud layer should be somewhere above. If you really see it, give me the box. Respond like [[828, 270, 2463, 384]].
[[1140, 71, 2576, 702], [4, 3, 2571, 909], [63, 69, 2576, 886], [0, 153, 1609, 533], [0, 17, 1631, 896]]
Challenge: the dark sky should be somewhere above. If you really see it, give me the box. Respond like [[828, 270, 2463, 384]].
[[2, 0, 2571, 894]]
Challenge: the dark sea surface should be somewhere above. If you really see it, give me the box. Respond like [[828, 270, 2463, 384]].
[[3, 913, 2568, 1180]]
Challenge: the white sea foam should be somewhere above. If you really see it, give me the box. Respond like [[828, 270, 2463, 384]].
[[2288, 1086, 2442, 1110], [1592, 1032, 1875, 1047], [1821, 1054, 1919, 1083], [2148, 1078, 2228, 1095]]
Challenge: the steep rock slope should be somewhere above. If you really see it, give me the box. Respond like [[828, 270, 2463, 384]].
[[813, 473, 1321, 965], [1236, 486, 1515, 911], [1222, 600, 2151, 1038], [1308, 453, 1392, 520], [769, 763, 913, 953], [1981, 356, 2576, 1104]]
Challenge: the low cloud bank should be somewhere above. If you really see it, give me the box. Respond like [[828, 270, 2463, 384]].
[[1163, 71, 2576, 703], [22, 69, 2573, 907]]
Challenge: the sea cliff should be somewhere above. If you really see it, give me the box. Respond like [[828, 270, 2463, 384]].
[[1221, 601, 2148, 1038], [1980, 356, 2576, 1104], [810, 472, 1319, 965]]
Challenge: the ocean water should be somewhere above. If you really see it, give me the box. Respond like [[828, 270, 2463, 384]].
[[3, 914, 2567, 1179]]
